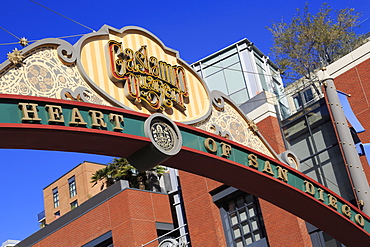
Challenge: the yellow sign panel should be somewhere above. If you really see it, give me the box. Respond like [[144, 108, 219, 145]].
[[79, 27, 210, 123]]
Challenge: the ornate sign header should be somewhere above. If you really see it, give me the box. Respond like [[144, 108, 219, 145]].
[[107, 42, 189, 113]]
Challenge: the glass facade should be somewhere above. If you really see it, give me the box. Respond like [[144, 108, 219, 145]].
[[192, 39, 289, 114], [282, 97, 355, 203]]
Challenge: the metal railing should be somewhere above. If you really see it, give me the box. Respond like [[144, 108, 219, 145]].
[[141, 224, 189, 247]]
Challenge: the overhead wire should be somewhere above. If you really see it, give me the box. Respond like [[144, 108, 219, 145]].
[[29, 0, 95, 32]]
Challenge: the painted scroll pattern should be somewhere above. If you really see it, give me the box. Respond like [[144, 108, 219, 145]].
[[0, 47, 109, 106], [193, 103, 273, 157]]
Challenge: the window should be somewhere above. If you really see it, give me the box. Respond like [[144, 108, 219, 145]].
[[52, 187, 59, 208], [68, 176, 77, 198], [214, 188, 268, 247], [226, 194, 265, 246], [70, 200, 78, 210], [292, 94, 302, 110], [54, 211, 60, 218], [303, 88, 314, 104]]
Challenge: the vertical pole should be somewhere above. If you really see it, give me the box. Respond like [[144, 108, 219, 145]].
[[322, 69, 370, 215]]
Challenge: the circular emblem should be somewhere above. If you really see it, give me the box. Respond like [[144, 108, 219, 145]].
[[144, 113, 182, 156], [150, 120, 176, 152]]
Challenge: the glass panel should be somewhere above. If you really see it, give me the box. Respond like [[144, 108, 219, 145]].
[[303, 88, 314, 103], [242, 222, 250, 234], [257, 66, 268, 91], [311, 124, 337, 151], [224, 63, 246, 93], [248, 206, 256, 217], [244, 234, 253, 245], [251, 218, 258, 230], [205, 71, 228, 93], [283, 119, 313, 159], [219, 47, 237, 60], [202, 59, 222, 77], [233, 226, 241, 238], [235, 238, 244, 247], [239, 209, 247, 221], [230, 89, 249, 105], [230, 212, 238, 225], [293, 95, 302, 109], [254, 230, 261, 241], [220, 54, 239, 68]]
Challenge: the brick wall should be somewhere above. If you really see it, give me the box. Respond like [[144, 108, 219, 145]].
[[178, 170, 227, 246], [43, 162, 107, 224], [256, 115, 286, 154], [33, 189, 173, 247], [333, 58, 370, 183], [259, 199, 312, 247]]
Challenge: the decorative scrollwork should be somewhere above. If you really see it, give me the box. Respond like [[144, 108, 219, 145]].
[[210, 124, 230, 139], [192, 100, 272, 157], [57, 41, 77, 64], [211, 91, 225, 111], [280, 150, 300, 169], [61, 87, 91, 102], [247, 119, 258, 133]]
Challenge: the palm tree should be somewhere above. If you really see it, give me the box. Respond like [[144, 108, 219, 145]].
[[90, 158, 166, 191]]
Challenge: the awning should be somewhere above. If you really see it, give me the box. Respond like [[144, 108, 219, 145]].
[[362, 143, 370, 166], [337, 91, 365, 133]]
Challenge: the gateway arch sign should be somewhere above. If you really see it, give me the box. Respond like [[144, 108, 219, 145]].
[[0, 25, 369, 245]]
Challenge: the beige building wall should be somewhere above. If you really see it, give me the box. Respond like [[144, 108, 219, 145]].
[[43, 162, 107, 224]]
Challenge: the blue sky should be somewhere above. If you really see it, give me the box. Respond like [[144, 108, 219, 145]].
[[0, 0, 369, 243]]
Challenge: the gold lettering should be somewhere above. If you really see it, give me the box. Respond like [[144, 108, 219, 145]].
[[69, 108, 87, 126], [204, 138, 217, 153], [317, 188, 325, 202], [124, 73, 141, 104], [45, 105, 64, 123], [108, 42, 189, 114], [89, 110, 107, 128], [355, 214, 365, 227], [276, 166, 288, 182], [248, 154, 258, 169], [109, 113, 124, 130], [19, 103, 41, 121], [141, 91, 161, 112], [304, 181, 315, 196], [124, 48, 135, 72], [108, 40, 125, 81], [341, 204, 352, 218], [262, 160, 274, 176], [135, 49, 149, 73], [220, 142, 232, 158], [158, 61, 174, 85], [327, 194, 338, 209], [149, 56, 159, 76], [176, 66, 188, 97]]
